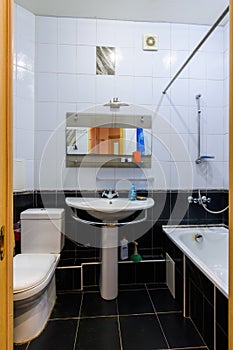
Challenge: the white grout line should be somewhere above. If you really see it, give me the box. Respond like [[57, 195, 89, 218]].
[[72, 291, 84, 350], [145, 283, 171, 349]]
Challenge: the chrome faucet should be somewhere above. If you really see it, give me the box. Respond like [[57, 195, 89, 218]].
[[102, 189, 119, 199]]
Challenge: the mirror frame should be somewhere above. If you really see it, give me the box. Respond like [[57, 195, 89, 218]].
[[66, 112, 152, 168]]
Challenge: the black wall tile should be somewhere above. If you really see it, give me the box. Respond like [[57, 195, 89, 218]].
[[13, 192, 34, 222]]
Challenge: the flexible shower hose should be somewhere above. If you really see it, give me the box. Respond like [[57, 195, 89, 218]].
[[198, 189, 229, 214]]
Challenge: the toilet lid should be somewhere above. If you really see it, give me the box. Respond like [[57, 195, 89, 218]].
[[14, 254, 58, 293]]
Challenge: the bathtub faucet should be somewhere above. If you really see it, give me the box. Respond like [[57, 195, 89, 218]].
[[188, 195, 211, 205]]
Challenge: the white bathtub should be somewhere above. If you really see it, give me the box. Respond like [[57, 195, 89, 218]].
[[162, 225, 228, 298]]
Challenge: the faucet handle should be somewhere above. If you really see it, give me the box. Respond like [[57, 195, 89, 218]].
[[113, 190, 119, 198], [102, 190, 107, 198]]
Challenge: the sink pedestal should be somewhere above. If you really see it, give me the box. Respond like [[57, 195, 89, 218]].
[[65, 197, 155, 300], [100, 225, 118, 300]]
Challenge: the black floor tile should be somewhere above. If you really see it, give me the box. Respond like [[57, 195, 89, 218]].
[[27, 319, 77, 350], [14, 344, 28, 350], [120, 314, 168, 350], [146, 282, 167, 289], [50, 292, 82, 318], [81, 291, 118, 317], [75, 317, 121, 350], [117, 290, 154, 315], [148, 288, 181, 312], [158, 313, 205, 348], [118, 283, 146, 291], [174, 348, 207, 350]]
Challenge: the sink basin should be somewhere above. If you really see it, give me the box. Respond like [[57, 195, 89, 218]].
[[65, 196, 154, 300], [65, 197, 154, 222]]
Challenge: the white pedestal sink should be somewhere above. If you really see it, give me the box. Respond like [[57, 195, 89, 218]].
[[65, 197, 154, 300]]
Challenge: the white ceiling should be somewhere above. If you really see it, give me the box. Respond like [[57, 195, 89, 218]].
[[15, 0, 229, 26]]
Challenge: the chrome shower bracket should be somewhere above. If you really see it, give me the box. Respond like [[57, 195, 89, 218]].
[[195, 94, 214, 164]]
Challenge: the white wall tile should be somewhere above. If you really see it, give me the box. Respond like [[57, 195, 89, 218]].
[[115, 76, 134, 104], [58, 45, 77, 74], [35, 158, 57, 190], [17, 38, 35, 71], [170, 161, 194, 190], [58, 17, 77, 45], [153, 136, 171, 162], [133, 77, 153, 105], [152, 50, 171, 78], [205, 80, 224, 107], [189, 25, 208, 52], [152, 161, 170, 190], [206, 52, 223, 80], [36, 16, 58, 44], [16, 97, 34, 131], [171, 24, 189, 51], [77, 46, 96, 74], [205, 162, 224, 189], [25, 160, 34, 190], [170, 78, 189, 106], [17, 5, 35, 43], [57, 102, 77, 128], [95, 75, 115, 104], [170, 106, 191, 134], [37, 73, 57, 101], [96, 19, 118, 46], [206, 135, 224, 161], [16, 67, 34, 100], [20, 130, 34, 159], [57, 74, 77, 102], [76, 75, 96, 103], [223, 162, 229, 189], [114, 21, 135, 47], [36, 102, 58, 131], [37, 44, 57, 72], [206, 107, 224, 135], [170, 50, 189, 78], [189, 52, 206, 79], [133, 50, 153, 77], [115, 48, 134, 76], [77, 18, 97, 46], [202, 27, 224, 53]]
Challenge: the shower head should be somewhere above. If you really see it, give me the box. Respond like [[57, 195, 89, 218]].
[[195, 94, 201, 99]]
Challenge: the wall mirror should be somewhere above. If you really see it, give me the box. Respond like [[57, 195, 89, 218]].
[[66, 110, 152, 167]]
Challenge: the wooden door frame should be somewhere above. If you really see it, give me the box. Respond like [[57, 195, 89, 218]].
[[230, 2, 233, 349], [0, 0, 13, 349], [0, 1, 233, 349]]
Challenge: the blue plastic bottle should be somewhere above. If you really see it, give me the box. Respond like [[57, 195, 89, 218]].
[[128, 183, 137, 201], [136, 128, 145, 155]]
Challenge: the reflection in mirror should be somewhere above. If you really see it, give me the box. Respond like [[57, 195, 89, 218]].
[[66, 127, 152, 156], [65, 104, 152, 167]]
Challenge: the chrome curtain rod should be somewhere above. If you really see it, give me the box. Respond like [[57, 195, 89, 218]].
[[162, 6, 229, 94]]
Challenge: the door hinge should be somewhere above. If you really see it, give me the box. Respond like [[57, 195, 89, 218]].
[[0, 225, 5, 261]]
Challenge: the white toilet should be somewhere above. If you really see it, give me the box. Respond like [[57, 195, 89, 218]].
[[13, 208, 65, 344]]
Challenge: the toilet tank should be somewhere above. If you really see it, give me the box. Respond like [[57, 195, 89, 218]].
[[20, 208, 65, 254]]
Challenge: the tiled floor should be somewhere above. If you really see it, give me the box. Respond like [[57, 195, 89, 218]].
[[14, 284, 208, 350]]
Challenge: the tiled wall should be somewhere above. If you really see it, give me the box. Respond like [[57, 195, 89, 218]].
[[14, 189, 228, 288], [13, 5, 229, 192], [13, 4, 35, 190]]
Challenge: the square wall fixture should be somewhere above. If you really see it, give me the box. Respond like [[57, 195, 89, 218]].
[[96, 46, 116, 75], [143, 34, 158, 51]]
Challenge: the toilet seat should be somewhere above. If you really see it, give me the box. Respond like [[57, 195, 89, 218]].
[[14, 254, 60, 301]]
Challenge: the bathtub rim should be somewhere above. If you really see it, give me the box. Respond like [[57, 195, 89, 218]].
[[162, 224, 228, 298]]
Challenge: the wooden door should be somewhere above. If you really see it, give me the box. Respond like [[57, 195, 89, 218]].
[[0, 1, 13, 349]]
